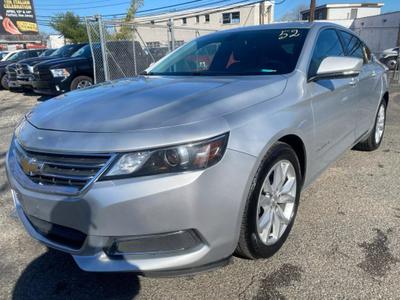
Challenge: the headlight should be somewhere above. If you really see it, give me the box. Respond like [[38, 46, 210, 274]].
[[50, 68, 70, 78], [103, 133, 229, 179], [28, 65, 34, 73]]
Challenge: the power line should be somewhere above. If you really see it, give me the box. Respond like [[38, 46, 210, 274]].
[[36, 1, 131, 11], [113, 0, 285, 18], [36, 0, 268, 17], [36, 0, 211, 12], [137, 0, 276, 20], [36, 0, 129, 6], [37, 0, 284, 22], [101, 0, 262, 18]]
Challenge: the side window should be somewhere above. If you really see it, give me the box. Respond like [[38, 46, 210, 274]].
[[20, 52, 29, 59], [339, 31, 366, 62], [309, 29, 345, 77]]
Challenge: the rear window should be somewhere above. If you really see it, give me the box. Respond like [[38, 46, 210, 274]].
[[339, 31, 366, 61]]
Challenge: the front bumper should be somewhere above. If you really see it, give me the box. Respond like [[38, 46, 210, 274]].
[[8, 79, 21, 89], [6, 146, 255, 274], [17, 75, 34, 88], [32, 77, 70, 95]]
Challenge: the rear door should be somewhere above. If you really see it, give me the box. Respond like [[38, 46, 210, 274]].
[[338, 31, 377, 138], [307, 28, 358, 169]]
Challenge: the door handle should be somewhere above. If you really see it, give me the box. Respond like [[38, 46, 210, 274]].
[[370, 71, 377, 77], [349, 78, 358, 86]]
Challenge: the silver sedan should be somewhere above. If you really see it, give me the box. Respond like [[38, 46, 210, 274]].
[[6, 22, 389, 275]]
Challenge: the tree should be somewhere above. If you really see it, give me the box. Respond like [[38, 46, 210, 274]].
[[50, 12, 88, 43], [115, 0, 144, 40], [279, 4, 308, 22]]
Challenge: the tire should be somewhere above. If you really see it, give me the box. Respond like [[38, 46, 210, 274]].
[[1, 74, 9, 90], [384, 57, 397, 70], [236, 142, 302, 259], [70, 76, 93, 91], [354, 100, 386, 151]]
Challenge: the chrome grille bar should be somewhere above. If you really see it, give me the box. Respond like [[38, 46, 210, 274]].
[[13, 141, 114, 194]]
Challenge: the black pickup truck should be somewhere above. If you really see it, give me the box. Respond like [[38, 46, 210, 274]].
[[32, 44, 94, 95], [7, 44, 86, 91], [0, 49, 46, 89], [7, 49, 55, 91]]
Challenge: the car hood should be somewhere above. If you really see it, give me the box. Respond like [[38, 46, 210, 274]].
[[19, 55, 62, 66], [27, 75, 287, 133], [0, 60, 12, 68], [35, 56, 88, 69], [6, 63, 16, 70]]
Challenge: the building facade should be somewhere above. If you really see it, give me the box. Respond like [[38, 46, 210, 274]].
[[351, 11, 400, 55], [134, 1, 274, 49], [301, 3, 383, 21]]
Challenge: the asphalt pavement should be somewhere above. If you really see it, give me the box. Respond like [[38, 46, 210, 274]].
[[0, 89, 400, 299]]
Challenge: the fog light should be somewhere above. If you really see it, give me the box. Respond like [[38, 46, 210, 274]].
[[105, 230, 202, 256]]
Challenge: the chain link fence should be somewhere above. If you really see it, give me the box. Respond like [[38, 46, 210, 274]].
[[85, 16, 216, 84]]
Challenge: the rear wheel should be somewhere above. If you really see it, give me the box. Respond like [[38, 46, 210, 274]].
[[354, 101, 386, 151], [70, 76, 93, 91], [236, 142, 302, 259], [1, 74, 9, 89]]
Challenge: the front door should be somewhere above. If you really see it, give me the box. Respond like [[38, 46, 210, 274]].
[[307, 28, 358, 171]]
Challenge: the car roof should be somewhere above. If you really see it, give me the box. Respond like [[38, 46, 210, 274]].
[[213, 21, 348, 34]]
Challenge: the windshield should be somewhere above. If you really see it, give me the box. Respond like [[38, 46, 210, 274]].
[[7, 51, 27, 61], [71, 45, 91, 58], [2, 52, 14, 61], [40, 49, 56, 57], [149, 28, 308, 76], [50, 44, 82, 57]]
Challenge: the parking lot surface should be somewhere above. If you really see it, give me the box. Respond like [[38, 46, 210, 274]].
[[1, 90, 400, 299]]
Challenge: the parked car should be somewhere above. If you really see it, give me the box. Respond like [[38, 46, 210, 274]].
[[0, 51, 9, 60], [6, 22, 388, 275], [6, 44, 86, 91], [31, 44, 94, 95], [1, 50, 19, 61], [380, 47, 399, 70], [7, 49, 57, 91], [0, 49, 46, 89]]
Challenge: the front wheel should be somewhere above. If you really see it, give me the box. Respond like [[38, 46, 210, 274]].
[[1, 74, 9, 89], [384, 57, 397, 70], [70, 76, 93, 91], [236, 142, 302, 259], [354, 101, 386, 151]]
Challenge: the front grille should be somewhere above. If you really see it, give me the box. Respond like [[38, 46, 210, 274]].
[[33, 68, 52, 81], [26, 214, 87, 249], [7, 67, 17, 80], [14, 142, 112, 192], [17, 64, 30, 75]]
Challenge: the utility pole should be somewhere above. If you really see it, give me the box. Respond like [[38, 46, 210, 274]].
[[309, 0, 316, 22], [259, 0, 265, 24]]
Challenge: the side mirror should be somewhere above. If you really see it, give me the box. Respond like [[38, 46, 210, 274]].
[[310, 56, 363, 81]]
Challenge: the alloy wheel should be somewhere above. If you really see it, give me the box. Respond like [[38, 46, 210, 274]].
[[387, 59, 397, 70], [76, 80, 92, 89], [256, 160, 297, 246], [375, 104, 385, 144]]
